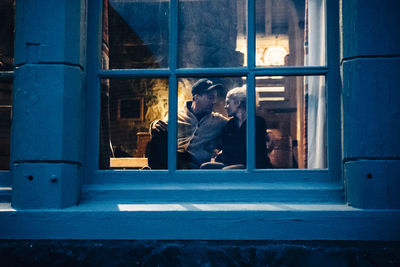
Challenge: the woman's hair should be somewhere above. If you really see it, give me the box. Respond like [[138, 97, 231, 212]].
[[226, 86, 246, 109]]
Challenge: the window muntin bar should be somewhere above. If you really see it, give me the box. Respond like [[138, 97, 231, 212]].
[[98, 69, 171, 78], [98, 66, 329, 78], [246, 72, 256, 170], [167, 74, 178, 171], [168, 0, 178, 171], [247, 0, 256, 70]]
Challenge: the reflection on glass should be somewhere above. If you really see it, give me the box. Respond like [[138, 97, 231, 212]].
[[176, 77, 246, 169], [100, 78, 169, 169], [178, 0, 247, 68], [256, 75, 326, 169], [255, 0, 325, 67], [102, 0, 169, 69]]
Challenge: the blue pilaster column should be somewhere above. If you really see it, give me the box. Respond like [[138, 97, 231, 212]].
[[11, 0, 87, 208], [341, 0, 400, 208]]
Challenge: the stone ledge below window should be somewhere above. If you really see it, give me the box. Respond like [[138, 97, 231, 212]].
[[0, 202, 399, 240]]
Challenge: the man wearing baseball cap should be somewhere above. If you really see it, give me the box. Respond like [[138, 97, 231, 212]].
[[149, 78, 228, 169]]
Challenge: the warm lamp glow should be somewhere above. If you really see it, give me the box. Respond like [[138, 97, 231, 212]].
[[263, 46, 288, 66], [236, 35, 289, 66]]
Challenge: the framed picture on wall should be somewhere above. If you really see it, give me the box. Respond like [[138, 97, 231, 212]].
[[117, 97, 144, 121]]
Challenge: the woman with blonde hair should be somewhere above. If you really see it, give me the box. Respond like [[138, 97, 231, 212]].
[[203, 86, 271, 169]]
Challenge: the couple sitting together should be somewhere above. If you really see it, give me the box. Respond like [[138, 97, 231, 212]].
[[149, 78, 271, 169]]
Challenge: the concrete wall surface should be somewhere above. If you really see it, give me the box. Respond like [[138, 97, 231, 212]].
[[0, 240, 399, 267]]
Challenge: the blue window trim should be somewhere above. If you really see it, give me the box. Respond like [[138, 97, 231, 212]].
[[85, 0, 341, 185], [0, 172, 11, 187], [2, 0, 400, 242], [0, 72, 13, 186]]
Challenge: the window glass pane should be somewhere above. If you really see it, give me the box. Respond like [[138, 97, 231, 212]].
[[178, 0, 247, 68], [100, 78, 169, 169], [102, 0, 169, 69], [255, 0, 325, 67], [256, 75, 326, 169], [176, 77, 246, 169]]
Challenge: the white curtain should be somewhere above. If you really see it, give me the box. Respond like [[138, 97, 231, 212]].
[[305, 0, 326, 168]]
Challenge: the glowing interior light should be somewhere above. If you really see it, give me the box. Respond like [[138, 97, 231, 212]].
[[263, 46, 288, 66]]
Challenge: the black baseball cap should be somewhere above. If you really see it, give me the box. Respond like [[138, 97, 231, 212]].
[[191, 79, 222, 95]]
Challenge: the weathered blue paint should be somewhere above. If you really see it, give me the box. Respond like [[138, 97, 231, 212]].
[[0, 0, 398, 242], [81, 181, 344, 203], [341, 1, 400, 209], [342, 58, 400, 159], [345, 160, 400, 209], [12, 65, 84, 162], [14, 0, 87, 67], [11, 163, 81, 209], [341, 0, 400, 59], [10, 0, 86, 209], [0, 204, 399, 240]]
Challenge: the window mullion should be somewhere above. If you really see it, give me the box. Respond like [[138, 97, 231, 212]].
[[169, 0, 178, 71], [168, 75, 177, 172], [168, 0, 178, 172], [247, 0, 255, 70], [247, 73, 256, 171], [247, 0, 256, 171], [98, 69, 171, 78]]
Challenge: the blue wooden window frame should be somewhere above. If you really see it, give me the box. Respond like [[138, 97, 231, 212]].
[[0, 0, 15, 187], [0, 71, 13, 187], [86, 0, 340, 184], [0, 71, 14, 186]]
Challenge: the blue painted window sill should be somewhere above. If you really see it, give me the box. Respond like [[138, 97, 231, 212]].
[[1, 181, 400, 240]]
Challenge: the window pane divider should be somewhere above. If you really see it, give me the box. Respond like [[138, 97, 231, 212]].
[[168, 0, 178, 171], [175, 67, 249, 76], [253, 66, 329, 75], [98, 66, 329, 78], [98, 69, 171, 77], [168, 74, 177, 172], [247, 73, 255, 171], [247, 0, 255, 172], [247, 0, 255, 70]]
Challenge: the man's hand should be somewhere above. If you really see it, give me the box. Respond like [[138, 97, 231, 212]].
[[212, 149, 223, 162], [151, 120, 168, 135]]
